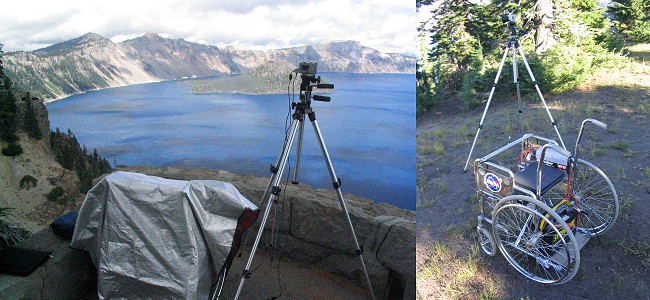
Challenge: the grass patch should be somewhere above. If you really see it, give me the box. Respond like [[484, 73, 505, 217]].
[[619, 195, 636, 213], [416, 241, 503, 299], [443, 224, 466, 238], [467, 194, 479, 205], [417, 137, 435, 155], [435, 176, 447, 193], [606, 123, 618, 134], [418, 240, 501, 299], [616, 167, 626, 179], [618, 239, 650, 269], [417, 131, 447, 156], [417, 241, 452, 282], [638, 102, 650, 114], [433, 142, 445, 156], [609, 139, 629, 151], [590, 148, 606, 157], [644, 167, 650, 179], [416, 176, 434, 210], [522, 118, 532, 131]]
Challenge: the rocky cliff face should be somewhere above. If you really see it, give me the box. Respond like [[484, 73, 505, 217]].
[[0, 98, 81, 233], [2, 33, 415, 100]]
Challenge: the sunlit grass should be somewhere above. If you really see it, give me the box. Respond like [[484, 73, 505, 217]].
[[417, 235, 503, 299]]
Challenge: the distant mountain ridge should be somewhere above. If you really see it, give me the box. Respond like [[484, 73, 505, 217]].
[[2, 33, 415, 100]]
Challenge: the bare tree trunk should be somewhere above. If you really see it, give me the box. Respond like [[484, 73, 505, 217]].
[[535, 0, 556, 54]]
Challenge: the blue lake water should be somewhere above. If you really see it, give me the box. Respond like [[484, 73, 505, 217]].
[[46, 73, 416, 210]]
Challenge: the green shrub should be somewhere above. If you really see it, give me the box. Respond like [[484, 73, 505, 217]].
[[2, 142, 23, 156], [19, 175, 38, 190], [46, 187, 65, 202]]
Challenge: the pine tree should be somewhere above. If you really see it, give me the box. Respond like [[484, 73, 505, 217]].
[[609, 0, 650, 43], [22, 92, 42, 140], [0, 42, 22, 156]]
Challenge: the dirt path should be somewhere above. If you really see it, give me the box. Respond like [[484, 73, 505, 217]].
[[416, 59, 650, 299]]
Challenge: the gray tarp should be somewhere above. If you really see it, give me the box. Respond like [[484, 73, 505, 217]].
[[71, 171, 258, 299]]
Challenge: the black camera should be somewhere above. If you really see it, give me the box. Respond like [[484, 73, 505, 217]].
[[296, 61, 317, 75], [501, 13, 516, 24]]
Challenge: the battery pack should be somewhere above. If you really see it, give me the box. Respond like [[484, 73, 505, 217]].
[[536, 146, 568, 168]]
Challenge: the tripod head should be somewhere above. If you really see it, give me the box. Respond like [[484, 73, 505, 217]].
[[294, 62, 334, 104], [501, 12, 526, 38]]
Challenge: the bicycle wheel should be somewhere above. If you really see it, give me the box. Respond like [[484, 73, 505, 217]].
[[543, 159, 618, 235], [493, 196, 580, 284]]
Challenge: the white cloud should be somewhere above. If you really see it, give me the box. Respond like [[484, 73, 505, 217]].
[[0, 0, 415, 54]]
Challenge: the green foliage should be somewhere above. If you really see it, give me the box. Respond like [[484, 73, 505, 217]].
[[417, 0, 628, 115], [22, 92, 42, 140], [459, 45, 486, 109], [0, 86, 19, 143], [50, 128, 112, 193], [0, 44, 20, 145], [610, 0, 650, 43], [610, 139, 629, 151], [2, 142, 23, 156], [19, 175, 38, 190], [416, 32, 437, 116], [46, 186, 65, 202]]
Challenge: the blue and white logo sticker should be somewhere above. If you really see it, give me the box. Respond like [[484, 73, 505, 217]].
[[484, 173, 502, 193]]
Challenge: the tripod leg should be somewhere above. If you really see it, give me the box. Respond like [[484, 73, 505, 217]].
[[234, 118, 301, 300], [292, 114, 306, 184], [463, 43, 512, 172], [513, 43, 524, 136], [307, 112, 376, 300], [517, 46, 567, 149]]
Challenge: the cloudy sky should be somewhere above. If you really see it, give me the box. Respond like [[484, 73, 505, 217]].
[[0, 0, 415, 55]]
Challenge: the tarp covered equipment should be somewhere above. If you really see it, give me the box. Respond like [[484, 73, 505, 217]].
[[71, 171, 259, 299]]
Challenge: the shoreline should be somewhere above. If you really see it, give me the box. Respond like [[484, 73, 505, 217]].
[[41, 71, 414, 104], [43, 78, 163, 104]]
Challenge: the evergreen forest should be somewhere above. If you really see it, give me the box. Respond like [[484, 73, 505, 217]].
[[416, 0, 650, 116]]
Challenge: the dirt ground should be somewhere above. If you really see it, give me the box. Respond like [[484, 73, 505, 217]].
[[416, 55, 650, 299]]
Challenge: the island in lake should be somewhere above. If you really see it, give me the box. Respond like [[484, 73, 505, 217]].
[[188, 62, 333, 95]]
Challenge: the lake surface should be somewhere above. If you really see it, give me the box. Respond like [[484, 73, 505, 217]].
[[46, 73, 415, 209]]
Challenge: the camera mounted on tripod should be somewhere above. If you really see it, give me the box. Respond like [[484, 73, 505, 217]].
[[501, 13, 516, 26], [294, 61, 334, 103], [501, 11, 524, 37]]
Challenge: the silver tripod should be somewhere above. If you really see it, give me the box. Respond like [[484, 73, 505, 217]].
[[463, 18, 566, 172], [233, 67, 376, 300]]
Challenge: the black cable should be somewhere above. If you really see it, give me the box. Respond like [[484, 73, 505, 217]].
[[267, 71, 299, 299], [267, 171, 289, 299], [266, 163, 292, 299], [285, 72, 297, 134]]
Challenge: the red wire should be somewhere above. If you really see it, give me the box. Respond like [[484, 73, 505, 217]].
[[561, 165, 581, 227]]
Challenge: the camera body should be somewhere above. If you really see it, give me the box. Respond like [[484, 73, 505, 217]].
[[296, 61, 317, 75], [501, 13, 516, 24]]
